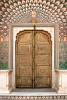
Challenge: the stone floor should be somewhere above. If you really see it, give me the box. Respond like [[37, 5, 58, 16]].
[[0, 89, 67, 100]]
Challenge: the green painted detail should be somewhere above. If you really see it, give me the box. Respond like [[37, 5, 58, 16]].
[[64, 3, 67, 7], [3, 0, 8, 2], [13, 0, 17, 2], [54, 3, 57, 6], [6, 4, 9, 8], [59, 40, 67, 70], [59, 41, 67, 70], [0, 16, 2, 18], [52, 8, 55, 10], [15, 4, 18, 7], [59, 61, 67, 70], [9, 1, 13, 5], [51, 0, 54, 3], [58, 5, 61, 9], [0, 62, 8, 69], [60, 0, 65, 3]]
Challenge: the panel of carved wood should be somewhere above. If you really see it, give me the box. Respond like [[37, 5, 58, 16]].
[[18, 44, 32, 54], [35, 32, 49, 43], [35, 43, 51, 54], [35, 55, 50, 65]]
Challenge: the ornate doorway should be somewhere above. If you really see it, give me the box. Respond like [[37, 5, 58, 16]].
[[15, 29, 52, 88]]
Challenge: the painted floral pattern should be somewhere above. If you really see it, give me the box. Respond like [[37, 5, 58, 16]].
[[0, 0, 67, 69]]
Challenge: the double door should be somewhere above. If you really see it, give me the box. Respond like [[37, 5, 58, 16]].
[[16, 30, 52, 88]]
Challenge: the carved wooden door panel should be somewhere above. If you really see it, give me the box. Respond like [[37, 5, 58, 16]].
[[35, 31, 52, 87], [16, 31, 33, 88], [16, 30, 52, 88]]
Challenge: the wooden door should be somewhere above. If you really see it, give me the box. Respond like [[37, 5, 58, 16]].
[[35, 30, 52, 87], [16, 30, 52, 88], [16, 31, 33, 88]]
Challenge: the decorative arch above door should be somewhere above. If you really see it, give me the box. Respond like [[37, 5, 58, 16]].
[[15, 30, 52, 88]]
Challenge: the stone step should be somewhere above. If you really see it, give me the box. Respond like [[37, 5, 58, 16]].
[[0, 89, 67, 100]]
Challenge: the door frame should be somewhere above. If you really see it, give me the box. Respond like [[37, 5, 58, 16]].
[[9, 23, 59, 89]]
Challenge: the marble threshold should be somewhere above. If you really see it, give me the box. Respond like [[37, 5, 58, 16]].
[[0, 89, 67, 96]]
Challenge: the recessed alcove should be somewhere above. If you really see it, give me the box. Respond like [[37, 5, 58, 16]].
[[9, 23, 59, 91]]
